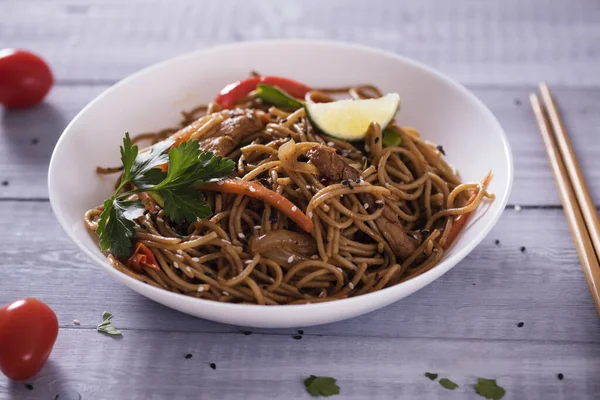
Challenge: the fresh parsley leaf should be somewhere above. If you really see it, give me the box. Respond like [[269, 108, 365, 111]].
[[191, 151, 236, 184], [119, 133, 138, 183], [304, 375, 340, 397], [439, 378, 458, 390], [425, 372, 438, 381], [133, 167, 167, 189], [97, 311, 122, 336], [130, 138, 173, 180], [99, 199, 145, 259], [474, 378, 505, 399], [160, 186, 212, 224]]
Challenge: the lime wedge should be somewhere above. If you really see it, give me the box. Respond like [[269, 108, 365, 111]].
[[306, 93, 400, 141]]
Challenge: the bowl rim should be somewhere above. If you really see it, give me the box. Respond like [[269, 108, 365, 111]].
[[48, 38, 514, 313]]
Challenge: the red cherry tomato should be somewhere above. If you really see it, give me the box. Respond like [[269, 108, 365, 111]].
[[0, 49, 54, 109], [0, 298, 59, 380]]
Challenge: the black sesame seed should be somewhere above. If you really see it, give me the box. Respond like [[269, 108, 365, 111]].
[[297, 329, 304, 335], [374, 137, 380, 144], [292, 335, 302, 340], [342, 180, 349, 186], [210, 363, 217, 370], [517, 322, 524, 328], [355, 178, 361, 183], [323, 238, 329, 244], [520, 246, 526, 253], [242, 330, 252, 336], [557, 373, 564, 380], [436, 145, 446, 155], [242, 160, 248, 166], [347, 182, 354, 190], [421, 229, 430, 236], [185, 353, 193, 359], [1, 181, 8, 186], [25, 384, 33, 390], [376, 203, 384, 209], [31, 137, 39, 145], [281, 118, 288, 123], [495, 239, 500, 245]]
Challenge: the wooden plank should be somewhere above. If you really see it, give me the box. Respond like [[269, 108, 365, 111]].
[[2, 85, 600, 205], [1, 329, 599, 400], [1, 201, 598, 343], [3, 0, 600, 86]]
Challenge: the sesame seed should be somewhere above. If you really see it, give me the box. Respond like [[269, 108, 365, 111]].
[[292, 335, 302, 340], [364, 203, 369, 210], [318, 291, 325, 298], [281, 118, 288, 123], [245, 259, 253, 264], [422, 229, 430, 236], [433, 248, 439, 252], [306, 185, 311, 190], [436, 145, 446, 155], [375, 199, 384, 203], [197, 286, 205, 292], [25, 384, 33, 390], [374, 137, 380, 144], [355, 178, 361, 183], [222, 291, 230, 296], [520, 246, 526, 253], [557, 373, 564, 380], [217, 180, 224, 186], [173, 262, 180, 269], [249, 186, 257, 193], [185, 267, 192, 273], [287, 255, 295, 263], [223, 239, 232, 245], [517, 322, 524, 327], [376, 203, 384, 209], [327, 142, 335, 147], [515, 205, 522, 212], [238, 232, 246, 239], [348, 282, 355, 289], [494, 239, 500, 246], [73, 319, 80, 325], [348, 182, 354, 190], [291, 206, 298, 212], [308, 211, 313, 218], [342, 180, 349, 186], [192, 257, 200, 262], [242, 330, 252, 335], [176, 249, 183, 255], [337, 267, 343, 273], [210, 363, 217, 370], [185, 354, 193, 359], [310, 254, 319, 260]]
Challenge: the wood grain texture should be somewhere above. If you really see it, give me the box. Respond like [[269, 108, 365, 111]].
[[1, 201, 599, 344], [2, 329, 599, 400], [2, 85, 600, 205], [2, 0, 600, 86]]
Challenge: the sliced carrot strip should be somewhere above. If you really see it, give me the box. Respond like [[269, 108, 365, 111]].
[[200, 179, 314, 233]]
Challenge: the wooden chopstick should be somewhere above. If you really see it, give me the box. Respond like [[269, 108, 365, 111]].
[[539, 83, 600, 259], [530, 90, 600, 315]]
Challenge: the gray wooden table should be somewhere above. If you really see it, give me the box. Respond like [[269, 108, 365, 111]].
[[2, 1, 600, 399]]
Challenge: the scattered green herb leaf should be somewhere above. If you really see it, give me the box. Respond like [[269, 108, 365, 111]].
[[97, 311, 122, 336], [439, 378, 458, 390], [474, 378, 505, 399], [96, 133, 235, 258], [304, 375, 340, 397], [425, 372, 438, 381]]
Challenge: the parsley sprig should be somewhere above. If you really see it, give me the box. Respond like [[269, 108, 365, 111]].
[[96, 133, 235, 259]]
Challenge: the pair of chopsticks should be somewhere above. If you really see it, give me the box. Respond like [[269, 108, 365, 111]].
[[530, 84, 600, 316]]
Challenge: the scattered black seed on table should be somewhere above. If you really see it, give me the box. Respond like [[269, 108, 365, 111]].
[[31, 137, 39, 145], [558, 373, 564, 380], [436, 145, 446, 155], [242, 330, 252, 336], [185, 354, 193, 359], [495, 239, 500, 245], [297, 330, 304, 335], [520, 246, 526, 253], [292, 335, 303, 340], [517, 322, 524, 328], [514, 98, 522, 106], [472, 283, 476, 286], [1, 181, 8, 186], [25, 384, 33, 390], [210, 363, 217, 370]]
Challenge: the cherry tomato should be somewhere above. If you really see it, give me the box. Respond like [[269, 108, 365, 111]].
[[0, 298, 59, 380], [0, 49, 53, 109]]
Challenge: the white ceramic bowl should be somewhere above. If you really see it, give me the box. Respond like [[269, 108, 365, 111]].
[[49, 40, 513, 328]]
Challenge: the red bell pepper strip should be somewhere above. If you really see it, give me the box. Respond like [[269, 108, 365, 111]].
[[214, 76, 311, 109], [128, 242, 161, 272]]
